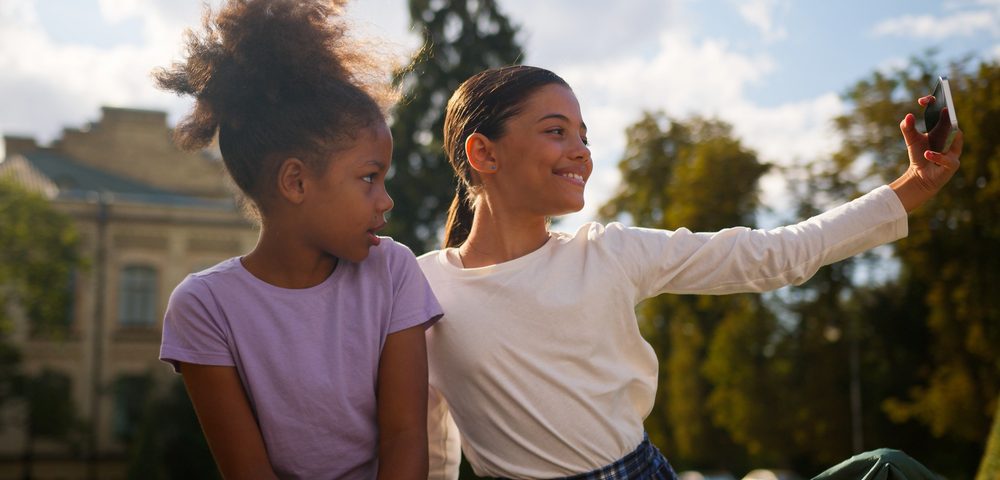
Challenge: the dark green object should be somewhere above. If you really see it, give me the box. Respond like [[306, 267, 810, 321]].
[[812, 449, 939, 480]]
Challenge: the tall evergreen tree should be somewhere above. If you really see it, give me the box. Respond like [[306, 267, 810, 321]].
[[384, 0, 524, 253]]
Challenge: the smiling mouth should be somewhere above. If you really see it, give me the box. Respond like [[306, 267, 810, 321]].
[[556, 172, 586, 186]]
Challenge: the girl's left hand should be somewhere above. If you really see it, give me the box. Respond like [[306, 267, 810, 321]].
[[892, 95, 963, 212]]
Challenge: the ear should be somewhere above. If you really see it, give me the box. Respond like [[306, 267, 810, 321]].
[[465, 133, 498, 174], [276, 157, 307, 204]]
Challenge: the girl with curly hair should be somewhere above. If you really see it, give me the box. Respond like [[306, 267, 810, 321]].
[[156, 1, 441, 478]]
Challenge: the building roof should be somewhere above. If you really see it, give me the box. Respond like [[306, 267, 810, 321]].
[[7, 150, 236, 209], [0, 155, 59, 198]]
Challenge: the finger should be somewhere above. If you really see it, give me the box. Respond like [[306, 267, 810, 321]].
[[925, 130, 963, 170], [899, 113, 923, 147], [925, 149, 960, 171], [924, 150, 945, 166], [948, 130, 964, 155], [918, 95, 935, 107]]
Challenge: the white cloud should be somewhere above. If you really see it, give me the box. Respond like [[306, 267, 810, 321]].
[[872, 10, 1000, 39], [500, 0, 682, 68], [735, 0, 789, 42], [0, 0, 413, 145], [0, 0, 204, 143]]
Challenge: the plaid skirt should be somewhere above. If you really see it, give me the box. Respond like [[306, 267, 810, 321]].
[[499, 433, 678, 480]]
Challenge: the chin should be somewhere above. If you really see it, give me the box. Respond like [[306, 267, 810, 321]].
[[550, 202, 585, 217], [335, 245, 373, 264]]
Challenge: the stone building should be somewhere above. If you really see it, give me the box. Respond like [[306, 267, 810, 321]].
[[0, 107, 259, 478]]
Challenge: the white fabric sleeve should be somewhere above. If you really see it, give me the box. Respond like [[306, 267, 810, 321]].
[[427, 385, 461, 480], [604, 185, 908, 299]]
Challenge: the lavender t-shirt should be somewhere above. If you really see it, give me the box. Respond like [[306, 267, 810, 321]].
[[159, 238, 442, 479]]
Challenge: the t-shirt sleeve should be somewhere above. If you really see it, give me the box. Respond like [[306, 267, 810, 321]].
[[603, 185, 908, 300], [387, 242, 444, 335], [159, 275, 236, 373]]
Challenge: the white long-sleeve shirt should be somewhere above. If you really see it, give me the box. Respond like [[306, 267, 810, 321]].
[[419, 185, 908, 479]]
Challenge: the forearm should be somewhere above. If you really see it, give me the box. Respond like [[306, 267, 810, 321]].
[[376, 325, 430, 480], [181, 364, 279, 480], [377, 428, 428, 480]]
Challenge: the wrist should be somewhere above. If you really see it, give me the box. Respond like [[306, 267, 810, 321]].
[[889, 167, 934, 213]]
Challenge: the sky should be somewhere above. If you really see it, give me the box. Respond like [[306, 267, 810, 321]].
[[1, 0, 998, 231]]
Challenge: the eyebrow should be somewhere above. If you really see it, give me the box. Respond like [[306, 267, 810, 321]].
[[537, 113, 587, 132], [363, 159, 388, 171]]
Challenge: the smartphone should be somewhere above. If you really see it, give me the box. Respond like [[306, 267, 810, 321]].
[[923, 76, 958, 152]]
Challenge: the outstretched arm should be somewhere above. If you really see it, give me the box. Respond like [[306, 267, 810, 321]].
[[890, 95, 963, 212], [376, 324, 429, 480], [181, 363, 279, 479]]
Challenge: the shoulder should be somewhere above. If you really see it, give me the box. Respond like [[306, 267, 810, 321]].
[[416, 248, 443, 269], [365, 236, 423, 274], [369, 236, 417, 260], [555, 221, 637, 246], [169, 257, 241, 303]]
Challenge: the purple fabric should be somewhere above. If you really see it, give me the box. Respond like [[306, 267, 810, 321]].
[[159, 238, 442, 479]]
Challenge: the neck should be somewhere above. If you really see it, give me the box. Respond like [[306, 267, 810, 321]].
[[242, 218, 338, 289], [458, 198, 550, 268]]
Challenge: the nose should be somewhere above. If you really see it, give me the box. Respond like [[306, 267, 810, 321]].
[[571, 136, 591, 163], [378, 188, 394, 215]]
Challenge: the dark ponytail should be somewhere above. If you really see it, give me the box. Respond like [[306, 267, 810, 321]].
[[440, 65, 569, 248], [443, 182, 474, 248]]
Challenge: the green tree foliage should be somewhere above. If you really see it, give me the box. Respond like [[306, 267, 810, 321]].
[[599, 113, 771, 470], [383, 0, 524, 253], [799, 56, 999, 477], [0, 178, 81, 337], [0, 179, 85, 474], [758, 171, 880, 469], [0, 179, 82, 424], [820, 57, 1000, 443]]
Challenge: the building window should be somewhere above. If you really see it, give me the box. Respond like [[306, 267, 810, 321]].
[[27, 370, 76, 439], [113, 374, 152, 443], [118, 265, 157, 327]]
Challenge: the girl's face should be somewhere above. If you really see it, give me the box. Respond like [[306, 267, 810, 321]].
[[487, 84, 592, 217], [301, 122, 394, 263]]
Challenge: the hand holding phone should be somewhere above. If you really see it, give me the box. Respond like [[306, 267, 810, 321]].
[[922, 76, 958, 152]]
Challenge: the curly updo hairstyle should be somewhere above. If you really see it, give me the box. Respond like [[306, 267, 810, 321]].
[[153, 0, 394, 217]]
